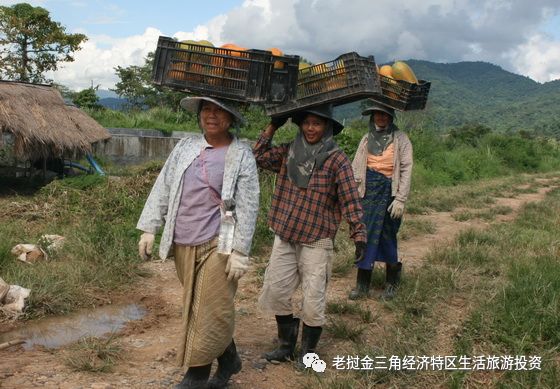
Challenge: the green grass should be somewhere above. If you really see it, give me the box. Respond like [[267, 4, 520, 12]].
[[326, 300, 376, 324], [0, 171, 153, 319], [452, 205, 513, 222], [304, 185, 560, 389], [326, 318, 365, 342], [64, 335, 123, 372], [398, 218, 437, 240]]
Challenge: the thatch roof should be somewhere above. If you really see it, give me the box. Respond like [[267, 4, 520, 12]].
[[0, 81, 110, 160]]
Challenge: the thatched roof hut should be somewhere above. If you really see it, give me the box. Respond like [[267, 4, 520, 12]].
[[0, 81, 110, 160]]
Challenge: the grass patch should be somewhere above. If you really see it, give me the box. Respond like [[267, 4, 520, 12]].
[[326, 300, 376, 324], [0, 171, 153, 320], [64, 335, 122, 372], [326, 318, 365, 342], [452, 210, 475, 221], [398, 218, 437, 240], [408, 174, 537, 214]]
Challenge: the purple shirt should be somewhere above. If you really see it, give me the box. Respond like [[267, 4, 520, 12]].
[[173, 145, 228, 246]]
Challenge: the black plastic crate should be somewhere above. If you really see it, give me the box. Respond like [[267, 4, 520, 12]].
[[152, 36, 299, 104], [371, 75, 431, 111], [266, 52, 381, 117]]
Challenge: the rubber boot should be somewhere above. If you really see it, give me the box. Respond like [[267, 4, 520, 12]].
[[264, 316, 300, 362], [295, 323, 323, 370], [206, 339, 242, 389], [382, 262, 402, 301], [348, 268, 372, 300], [174, 363, 212, 389]]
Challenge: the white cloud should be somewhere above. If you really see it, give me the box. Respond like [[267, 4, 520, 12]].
[[48, 0, 560, 89], [174, 14, 228, 46], [49, 27, 161, 90], [507, 33, 560, 82]]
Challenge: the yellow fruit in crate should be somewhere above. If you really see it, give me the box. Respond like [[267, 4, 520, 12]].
[[384, 74, 399, 100], [167, 62, 187, 81], [198, 40, 214, 50], [331, 60, 346, 90], [378, 65, 393, 78], [267, 48, 285, 70], [391, 61, 418, 84]]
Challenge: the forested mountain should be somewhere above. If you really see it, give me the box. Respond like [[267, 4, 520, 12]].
[[335, 60, 560, 137]]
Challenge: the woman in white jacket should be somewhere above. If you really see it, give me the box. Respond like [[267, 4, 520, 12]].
[[137, 96, 259, 389]]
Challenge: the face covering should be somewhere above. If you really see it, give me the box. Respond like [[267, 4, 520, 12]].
[[367, 118, 395, 156], [287, 122, 338, 188]]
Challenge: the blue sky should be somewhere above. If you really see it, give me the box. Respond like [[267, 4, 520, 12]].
[[542, 13, 560, 39], [44, 0, 243, 38], [4, 0, 558, 89]]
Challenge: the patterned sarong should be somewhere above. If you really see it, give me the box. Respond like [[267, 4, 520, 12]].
[[174, 238, 237, 367], [356, 168, 401, 270]]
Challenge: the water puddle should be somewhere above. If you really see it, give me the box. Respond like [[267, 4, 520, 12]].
[[0, 303, 146, 350]]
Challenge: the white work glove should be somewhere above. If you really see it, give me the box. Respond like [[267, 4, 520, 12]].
[[138, 232, 155, 260], [388, 199, 405, 219], [225, 250, 251, 281]]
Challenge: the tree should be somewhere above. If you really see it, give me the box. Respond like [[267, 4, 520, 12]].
[[73, 86, 103, 110], [112, 52, 184, 110], [0, 3, 87, 83], [52, 82, 75, 100]]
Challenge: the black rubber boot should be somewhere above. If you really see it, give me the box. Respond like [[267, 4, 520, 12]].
[[295, 323, 323, 370], [264, 316, 300, 362], [175, 363, 212, 389], [206, 339, 241, 389], [348, 268, 372, 300], [382, 262, 402, 300]]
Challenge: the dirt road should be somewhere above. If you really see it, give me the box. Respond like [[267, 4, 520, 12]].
[[0, 177, 557, 389]]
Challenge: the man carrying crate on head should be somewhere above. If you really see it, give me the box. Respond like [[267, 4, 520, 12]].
[[253, 104, 366, 369]]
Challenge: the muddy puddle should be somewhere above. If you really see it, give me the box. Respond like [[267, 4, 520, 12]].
[[0, 303, 146, 349]]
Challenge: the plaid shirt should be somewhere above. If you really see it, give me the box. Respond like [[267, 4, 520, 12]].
[[254, 133, 366, 244]]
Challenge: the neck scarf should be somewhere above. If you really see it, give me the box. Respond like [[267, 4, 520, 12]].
[[367, 120, 395, 156], [287, 124, 338, 189]]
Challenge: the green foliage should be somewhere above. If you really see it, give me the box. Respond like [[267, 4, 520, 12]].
[[72, 87, 103, 110], [0, 171, 152, 319], [408, 124, 560, 188], [398, 60, 560, 139], [112, 52, 185, 110], [447, 124, 492, 147], [87, 106, 198, 133], [0, 3, 87, 83]]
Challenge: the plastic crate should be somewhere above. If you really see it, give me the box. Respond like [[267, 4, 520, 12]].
[[266, 52, 381, 117], [371, 75, 431, 111], [152, 36, 299, 104]]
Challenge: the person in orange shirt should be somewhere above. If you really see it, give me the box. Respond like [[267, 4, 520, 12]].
[[349, 102, 413, 300]]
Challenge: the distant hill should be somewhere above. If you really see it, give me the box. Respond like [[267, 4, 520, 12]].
[[334, 60, 560, 137], [96, 89, 119, 99], [99, 97, 129, 110]]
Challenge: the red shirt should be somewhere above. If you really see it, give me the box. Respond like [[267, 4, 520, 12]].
[[253, 133, 366, 244]]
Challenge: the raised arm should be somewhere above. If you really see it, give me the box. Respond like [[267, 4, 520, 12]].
[[252, 124, 290, 173]]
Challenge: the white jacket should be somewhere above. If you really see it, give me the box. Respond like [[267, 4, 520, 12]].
[[137, 133, 260, 258]]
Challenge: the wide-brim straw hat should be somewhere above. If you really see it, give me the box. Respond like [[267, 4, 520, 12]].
[[361, 101, 396, 118], [180, 96, 246, 127], [291, 104, 344, 135]]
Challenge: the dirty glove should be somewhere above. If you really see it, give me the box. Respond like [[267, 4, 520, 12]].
[[138, 232, 155, 260], [270, 115, 288, 128], [354, 241, 367, 264], [225, 250, 251, 281], [388, 199, 405, 219]]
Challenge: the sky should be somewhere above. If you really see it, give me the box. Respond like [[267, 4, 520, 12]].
[[2, 0, 559, 90]]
